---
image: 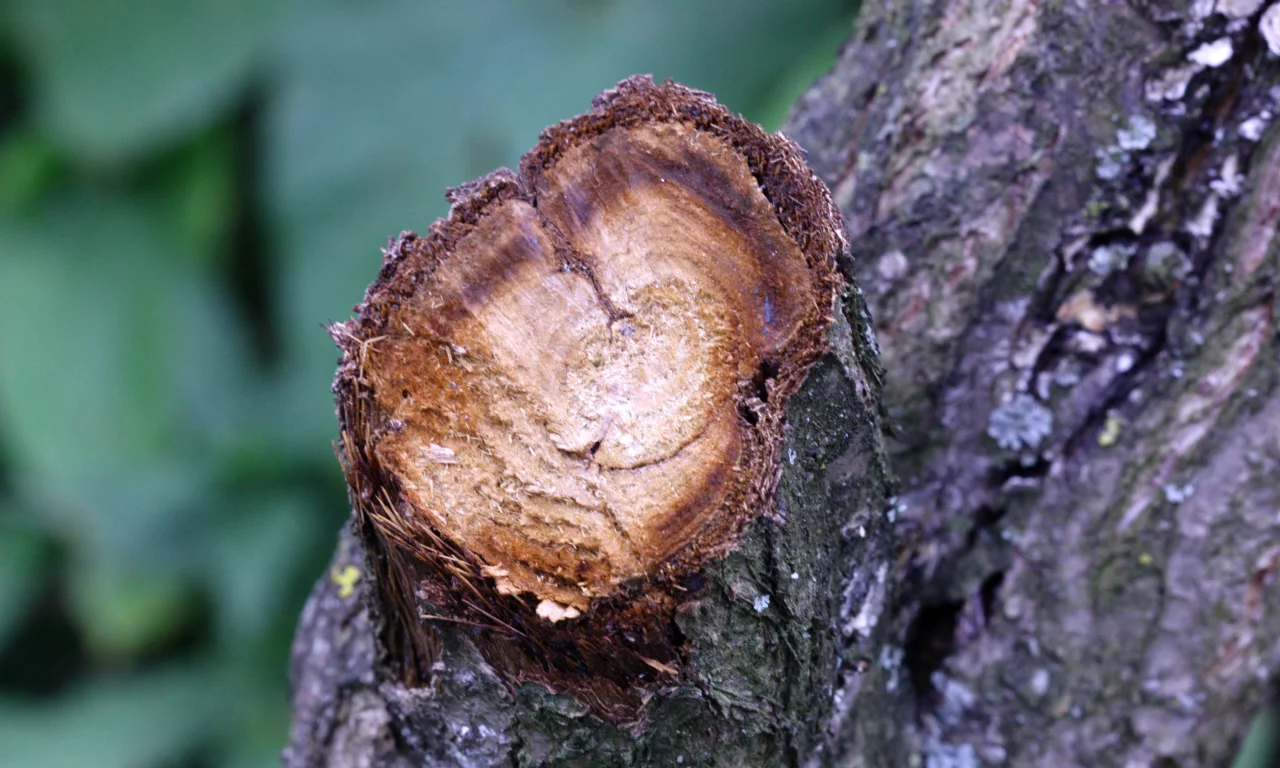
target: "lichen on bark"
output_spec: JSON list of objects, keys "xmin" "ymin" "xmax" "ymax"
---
[{"xmin": 788, "ymin": 0, "xmax": 1280, "ymax": 764}]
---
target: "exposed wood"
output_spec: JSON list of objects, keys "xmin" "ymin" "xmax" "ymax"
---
[{"xmin": 287, "ymin": 76, "xmax": 892, "ymax": 766}]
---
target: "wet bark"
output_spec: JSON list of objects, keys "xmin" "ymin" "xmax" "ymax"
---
[{"xmin": 286, "ymin": 1, "xmax": 1280, "ymax": 766}]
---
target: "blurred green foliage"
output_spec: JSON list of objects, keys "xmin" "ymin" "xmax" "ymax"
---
[{"xmin": 0, "ymin": 1, "xmax": 856, "ymax": 765}]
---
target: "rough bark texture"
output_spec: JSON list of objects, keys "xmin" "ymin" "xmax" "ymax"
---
[
  {"xmin": 787, "ymin": 0, "xmax": 1280, "ymax": 765},
  {"xmin": 287, "ymin": 1, "xmax": 1280, "ymax": 765}
]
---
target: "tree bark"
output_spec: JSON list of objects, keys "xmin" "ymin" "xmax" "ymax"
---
[
  {"xmin": 286, "ymin": 2, "xmax": 1280, "ymax": 766},
  {"xmin": 787, "ymin": 0, "xmax": 1280, "ymax": 765}
]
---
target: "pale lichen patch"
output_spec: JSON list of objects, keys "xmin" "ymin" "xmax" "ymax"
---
[
  {"xmin": 1088, "ymin": 243, "xmax": 1136, "ymax": 274},
  {"xmin": 1143, "ymin": 242, "xmax": 1192, "ymax": 284},
  {"xmin": 1208, "ymin": 154, "xmax": 1242, "ymax": 198},
  {"xmin": 1096, "ymin": 148, "xmax": 1125, "ymax": 181},
  {"xmin": 1146, "ymin": 65, "xmax": 1200, "ymax": 103},
  {"xmin": 1239, "ymin": 115, "xmax": 1269, "ymax": 141},
  {"xmin": 987, "ymin": 394, "xmax": 1053, "ymax": 451},
  {"xmin": 1117, "ymin": 115, "xmax": 1157, "ymax": 151},
  {"xmin": 1188, "ymin": 37, "xmax": 1234, "ymax": 68},
  {"xmin": 1097, "ymin": 116, "xmax": 1160, "ymax": 187},
  {"xmin": 1186, "ymin": 193, "xmax": 1222, "ymax": 238},
  {"xmin": 1162, "ymin": 483, "xmax": 1195, "ymax": 504},
  {"xmin": 842, "ymin": 562, "xmax": 889, "ymax": 638},
  {"xmin": 876, "ymin": 249, "xmax": 909, "ymax": 283},
  {"xmin": 1262, "ymin": 4, "xmax": 1280, "ymax": 57},
  {"xmin": 1219, "ymin": 0, "xmax": 1266, "ymax": 18}
]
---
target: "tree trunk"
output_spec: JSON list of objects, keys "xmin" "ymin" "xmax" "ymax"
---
[
  {"xmin": 285, "ymin": 2, "xmax": 1280, "ymax": 766},
  {"xmin": 787, "ymin": 0, "xmax": 1280, "ymax": 765}
]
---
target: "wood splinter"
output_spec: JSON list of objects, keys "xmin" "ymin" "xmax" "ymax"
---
[{"xmin": 331, "ymin": 75, "xmax": 847, "ymax": 722}]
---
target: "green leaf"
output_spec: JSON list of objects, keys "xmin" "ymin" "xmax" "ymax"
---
[
  {"xmin": 0, "ymin": 195, "xmax": 250, "ymax": 562},
  {"xmin": 213, "ymin": 645, "xmax": 296, "ymax": 765},
  {"xmin": 0, "ymin": 519, "xmax": 48, "ymax": 652},
  {"xmin": 1234, "ymin": 703, "xmax": 1280, "ymax": 768},
  {"xmin": 753, "ymin": 13, "xmax": 859, "ymax": 131},
  {"xmin": 146, "ymin": 128, "xmax": 240, "ymax": 263},
  {"xmin": 217, "ymin": 748, "xmax": 286, "ymax": 768},
  {"xmin": 266, "ymin": 0, "xmax": 855, "ymax": 457},
  {"xmin": 204, "ymin": 495, "xmax": 315, "ymax": 643},
  {"xmin": 0, "ymin": 198, "xmax": 175, "ymax": 491},
  {"xmin": 0, "ymin": 127, "xmax": 65, "ymax": 210},
  {"xmin": 0, "ymin": 665, "xmax": 225, "ymax": 768},
  {"xmin": 167, "ymin": 270, "xmax": 255, "ymax": 450},
  {"xmin": 65, "ymin": 557, "xmax": 196, "ymax": 661},
  {"xmin": 9, "ymin": 0, "xmax": 276, "ymax": 164}
]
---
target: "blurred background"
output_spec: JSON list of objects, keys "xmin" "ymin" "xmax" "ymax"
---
[{"xmin": 0, "ymin": 1, "xmax": 860, "ymax": 766}]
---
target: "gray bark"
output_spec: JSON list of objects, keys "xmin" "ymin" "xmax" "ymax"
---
[
  {"xmin": 788, "ymin": 0, "xmax": 1280, "ymax": 765},
  {"xmin": 285, "ymin": 1, "xmax": 1280, "ymax": 765}
]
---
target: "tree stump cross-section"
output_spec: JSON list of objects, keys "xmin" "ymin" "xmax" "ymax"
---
[{"xmin": 303, "ymin": 74, "xmax": 892, "ymax": 766}]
